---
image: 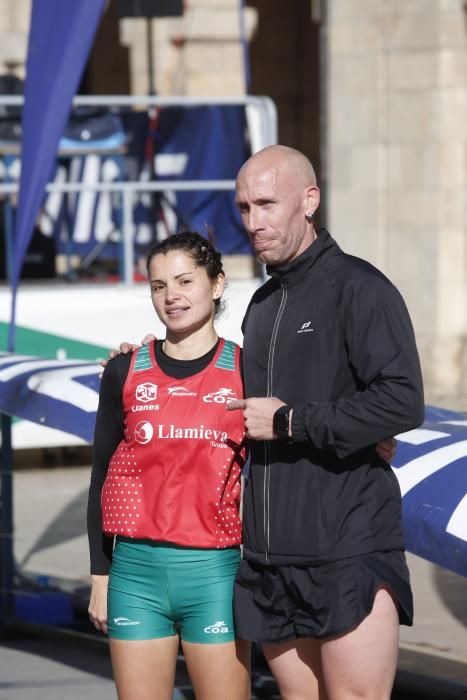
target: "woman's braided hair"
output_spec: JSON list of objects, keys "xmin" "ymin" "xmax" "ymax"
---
[{"xmin": 146, "ymin": 231, "xmax": 225, "ymax": 315}]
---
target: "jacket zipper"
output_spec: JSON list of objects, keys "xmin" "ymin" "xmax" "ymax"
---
[{"xmin": 264, "ymin": 280, "xmax": 287, "ymax": 562}]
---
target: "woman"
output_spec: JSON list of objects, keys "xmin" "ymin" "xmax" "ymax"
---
[{"xmin": 87, "ymin": 231, "xmax": 250, "ymax": 700}]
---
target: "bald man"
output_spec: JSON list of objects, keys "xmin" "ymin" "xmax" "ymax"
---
[{"xmin": 228, "ymin": 145, "xmax": 424, "ymax": 700}]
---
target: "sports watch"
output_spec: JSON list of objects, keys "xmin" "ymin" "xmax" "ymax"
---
[{"xmin": 273, "ymin": 405, "xmax": 292, "ymax": 439}]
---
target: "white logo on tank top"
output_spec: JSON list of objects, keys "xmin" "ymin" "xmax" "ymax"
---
[
  {"xmin": 134, "ymin": 421, "xmax": 154, "ymax": 444},
  {"xmin": 135, "ymin": 382, "xmax": 158, "ymax": 402},
  {"xmin": 167, "ymin": 386, "xmax": 198, "ymax": 397},
  {"xmin": 202, "ymin": 387, "xmax": 237, "ymax": 404}
]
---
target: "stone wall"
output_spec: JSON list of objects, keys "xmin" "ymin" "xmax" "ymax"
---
[
  {"xmin": 2, "ymin": 0, "xmax": 466, "ymax": 405},
  {"xmin": 119, "ymin": 0, "xmax": 257, "ymax": 96},
  {"xmin": 327, "ymin": 0, "xmax": 467, "ymax": 405},
  {"xmin": 0, "ymin": 0, "xmax": 30, "ymax": 77}
]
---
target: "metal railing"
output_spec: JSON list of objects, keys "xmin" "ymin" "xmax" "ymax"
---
[{"xmin": 0, "ymin": 95, "xmax": 278, "ymax": 284}]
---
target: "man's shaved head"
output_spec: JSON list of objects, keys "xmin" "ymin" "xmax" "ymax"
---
[
  {"xmin": 238, "ymin": 145, "xmax": 317, "ymax": 190},
  {"xmin": 235, "ymin": 145, "xmax": 320, "ymax": 266}
]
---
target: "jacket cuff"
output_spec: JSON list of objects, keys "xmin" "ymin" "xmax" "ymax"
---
[{"xmin": 291, "ymin": 404, "xmax": 309, "ymax": 442}]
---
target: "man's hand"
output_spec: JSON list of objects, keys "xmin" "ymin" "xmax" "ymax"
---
[
  {"xmin": 228, "ymin": 397, "xmax": 287, "ymax": 440},
  {"xmin": 100, "ymin": 334, "xmax": 157, "ymax": 368}
]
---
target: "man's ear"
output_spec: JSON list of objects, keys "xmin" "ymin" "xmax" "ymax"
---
[{"xmin": 304, "ymin": 184, "xmax": 320, "ymax": 216}]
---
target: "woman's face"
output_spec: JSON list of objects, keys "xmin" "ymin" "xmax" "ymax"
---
[{"xmin": 148, "ymin": 250, "xmax": 224, "ymax": 339}]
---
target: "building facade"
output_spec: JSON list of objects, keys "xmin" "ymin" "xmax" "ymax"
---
[{"xmin": 0, "ymin": 0, "xmax": 466, "ymax": 405}]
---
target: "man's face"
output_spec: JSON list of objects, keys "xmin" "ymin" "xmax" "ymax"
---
[{"xmin": 235, "ymin": 160, "xmax": 317, "ymax": 266}]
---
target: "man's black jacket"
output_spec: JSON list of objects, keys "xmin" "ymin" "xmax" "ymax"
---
[{"xmin": 241, "ymin": 229, "xmax": 424, "ymax": 566}]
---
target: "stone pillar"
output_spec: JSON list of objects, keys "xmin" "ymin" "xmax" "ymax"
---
[
  {"xmin": 327, "ymin": 0, "xmax": 467, "ymax": 405},
  {"xmin": 119, "ymin": 0, "xmax": 257, "ymax": 96},
  {"xmin": 0, "ymin": 0, "xmax": 30, "ymax": 77}
]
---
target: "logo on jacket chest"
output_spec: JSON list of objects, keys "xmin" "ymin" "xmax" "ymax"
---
[{"xmin": 297, "ymin": 320, "xmax": 314, "ymax": 334}]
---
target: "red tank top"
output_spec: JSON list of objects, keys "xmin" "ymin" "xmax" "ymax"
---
[{"xmin": 101, "ymin": 339, "xmax": 245, "ymax": 548}]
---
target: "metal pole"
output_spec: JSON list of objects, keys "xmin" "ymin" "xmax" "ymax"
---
[
  {"xmin": 0, "ymin": 413, "xmax": 14, "ymax": 625},
  {"xmin": 122, "ymin": 188, "xmax": 134, "ymax": 286},
  {"xmin": 146, "ymin": 17, "xmax": 155, "ymax": 95},
  {"xmin": 1, "ymin": 179, "xmax": 15, "ymax": 625}
]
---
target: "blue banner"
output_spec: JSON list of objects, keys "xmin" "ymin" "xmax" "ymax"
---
[
  {"xmin": 1, "ymin": 355, "xmax": 466, "ymax": 578},
  {"xmin": 393, "ymin": 406, "xmax": 467, "ymax": 578},
  {"xmin": 9, "ymin": 0, "xmax": 106, "ymax": 348},
  {"xmin": 0, "ymin": 353, "xmax": 100, "ymax": 442}
]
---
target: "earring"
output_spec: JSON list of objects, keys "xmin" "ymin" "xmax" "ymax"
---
[{"xmin": 305, "ymin": 211, "xmax": 314, "ymax": 222}]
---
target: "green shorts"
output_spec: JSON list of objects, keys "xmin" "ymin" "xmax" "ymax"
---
[{"xmin": 107, "ymin": 538, "xmax": 240, "ymax": 643}]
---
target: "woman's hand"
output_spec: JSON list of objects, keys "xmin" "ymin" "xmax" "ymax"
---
[
  {"xmin": 88, "ymin": 574, "xmax": 109, "ymax": 634},
  {"xmin": 376, "ymin": 437, "xmax": 397, "ymax": 463}
]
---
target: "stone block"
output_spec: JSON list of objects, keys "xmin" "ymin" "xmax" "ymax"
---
[
  {"xmin": 331, "ymin": 54, "xmax": 384, "ymax": 94},
  {"xmin": 330, "ymin": 0, "xmax": 386, "ymax": 21},
  {"xmin": 440, "ymin": 0, "xmax": 466, "ymax": 9},
  {"xmin": 175, "ymin": 7, "xmax": 256, "ymax": 41},
  {"xmin": 12, "ymin": 0, "xmax": 31, "ymax": 32},
  {"xmin": 438, "ymin": 9, "xmax": 467, "ymax": 49},
  {"xmin": 385, "ymin": 189, "xmax": 436, "ymax": 229},
  {"xmin": 386, "ymin": 144, "xmax": 438, "ymax": 189},
  {"xmin": 385, "ymin": 227, "xmax": 437, "ymax": 282},
  {"xmin": 438, "ymin": 189, "xmax": 466, "ymax": 230},
  {"xmin": 383, "ymin": 11, "xmax": 438, "ymax": 51},
  {"xmin": 439, "ymin": 49, "xmax": 467, "ymax": 88},
  {"xmin": 384, "ymin": 0, "xmax": 442, "ymax": 15},
  {"xmin": 387, "ymin": 92, "xmax": 439, "ymax": 141},
  {"xmin": 331, "ymin": 94, "xmax": 381, "ymax": 145},
  {"xmin": 388, "ymin": 51, "xmax": 438, "ymax": 91},
  {"xmin": 0, "ymin": 33, "xmax": 28, "ymax": 65},
  {"xmin": 182, "ymin": 43, "xmax": 243, "ymax": 74},
  {"xmin": 439, "ymin": 88, "xmax": 467, "ymax": 136},
  {"xmin": 348, "ymin": 144, "xmax": 386, "ymax": 190},
  {"xmin": 438, "ymin": 141, "xmax": 467, "ymax": 187},
  {"xmin": 185, "ymin": 71, "xmax": 245, "ymax": 96},
  {"xmin": 430, "ymin": 335, "xmax": 465, "ymax": 393},
  {"xmin": 329, "ymin": 145, "xmax": 351, "ymax": 189},
  {"xmin": 330, "ymin": 17, "xmax": 384, "ymax": 55},
  {"xmin": 438, "ymin": 228, "xmax": 466, "ymax": 284},
  {"xmin": 119, "ymin": 17, "xmax": 146, "ymax": 45},
  {"xmin": 332, "ymin": 0, "xmax": 443, "ymax": 21},
  {"xmin": 328, "ymin": 190, "xmax": 383, "ymax": 262},
  {"xmin": 0, "ymin": 5, "xmax": 11, "ymax": 32}
]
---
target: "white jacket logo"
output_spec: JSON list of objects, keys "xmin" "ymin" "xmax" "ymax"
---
[
  {"xmin": 136, "ymin": 382, "xmax": 158, "ymax": 402},
  {"xmin": 297, "ymin": 321, "xmax": 314, "ymax": 334},
  {"xmin": 204, "ymin": 620, "xmax": 229, "ymax": 634},
  {"xmin": 203, "ymin": 388, "xmax": 236, "ymax": 404}
]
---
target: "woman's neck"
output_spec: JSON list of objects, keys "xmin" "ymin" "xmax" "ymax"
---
[{"xmin": 163, "ymin": 326, "xmax": 219, "ymax": 360}]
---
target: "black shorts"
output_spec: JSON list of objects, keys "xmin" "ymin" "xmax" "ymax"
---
[{"xmin": 233, "ymin": 550, "xmax": 413, "ymax": 643}]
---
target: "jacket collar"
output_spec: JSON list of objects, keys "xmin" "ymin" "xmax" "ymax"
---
[{"xmin": 266, "ymin": 228, "xmax": 337, "ymax": 285}]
